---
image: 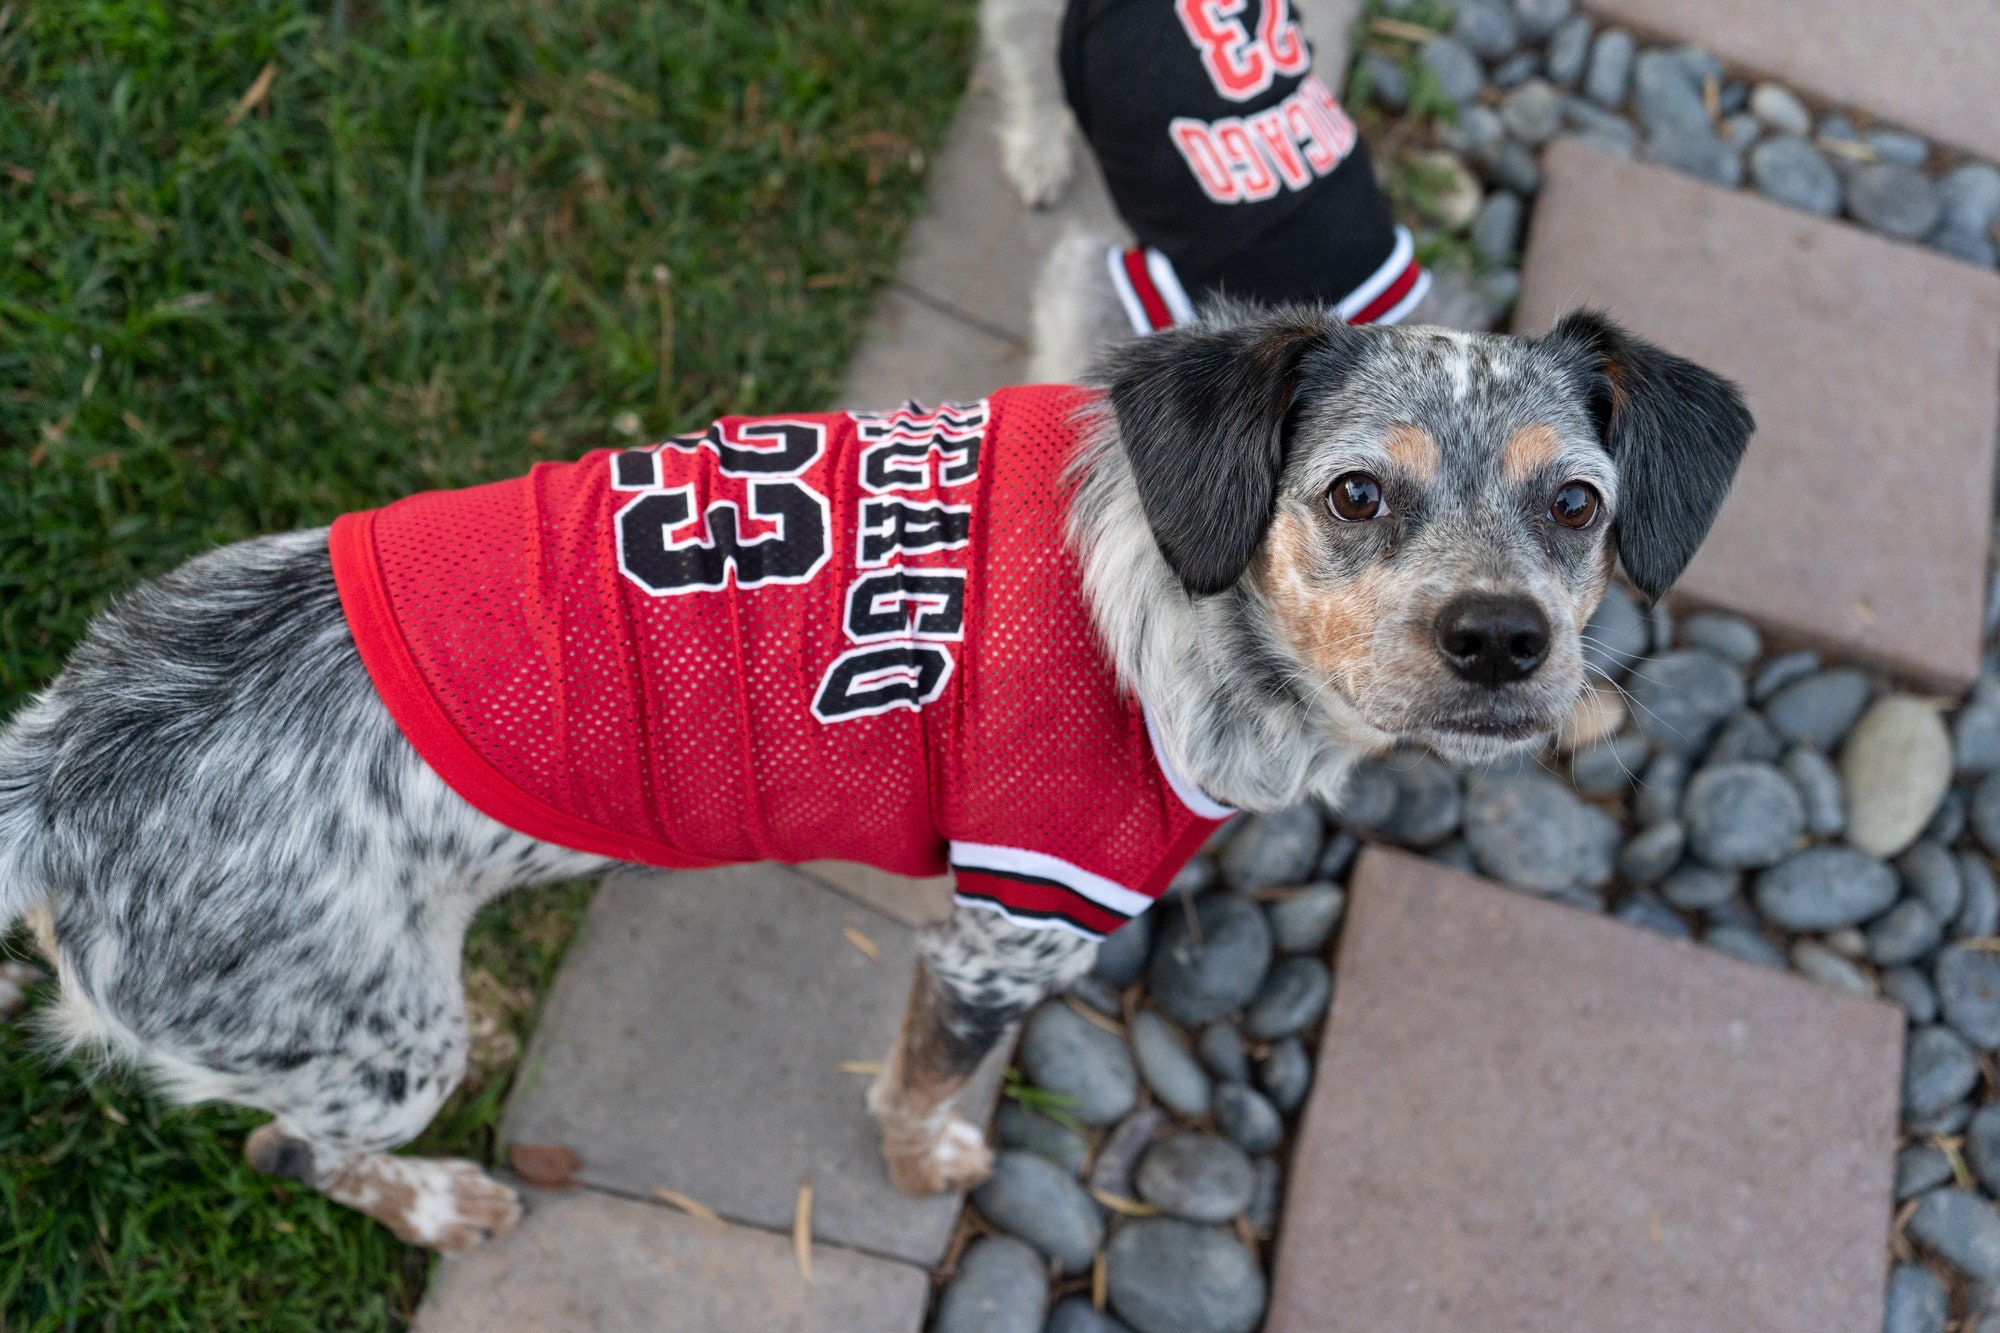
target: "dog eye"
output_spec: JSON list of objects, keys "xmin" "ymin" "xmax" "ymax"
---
[
  {"xmin": 1550, "ymin": 482, "xmax": 1601, "ymax": 528},
  {"xmin": 1328, "ymin": 472, "xmax": 1387, "ymax": 521}
]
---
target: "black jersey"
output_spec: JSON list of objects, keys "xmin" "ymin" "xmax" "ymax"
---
[{"xmin": 1061, "ymin": 0, "xmax": 1412, "ymax": 313}]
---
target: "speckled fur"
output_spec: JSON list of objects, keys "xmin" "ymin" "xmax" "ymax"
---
[{"xmin": 0, "ymin": 305, "xmax": 1746, "ymax": 1243}]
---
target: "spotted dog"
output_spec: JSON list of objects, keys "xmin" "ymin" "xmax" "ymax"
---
[{"xmin": 0, "ymin": 306, "xmax": 1750, "ymax": 1247}]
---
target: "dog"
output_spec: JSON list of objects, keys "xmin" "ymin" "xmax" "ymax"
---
[
  {"xmin": 985, "ymin": 0, "xmax": 1511, "ymax": 382},
  {"xmin": 0, "ymin": 305, "xmax": 1751, "ymax": 1250}
]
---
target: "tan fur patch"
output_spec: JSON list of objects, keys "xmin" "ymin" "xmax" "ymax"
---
[
  {"xmin": 1501, "ymin": 423, "xmax": 1562, "ymax": 487},
  {"xmin": 867, "ymin": 970, "xmax": 994, "ymax": 1196},
  {"xmin": 1383, "ymin": 423, "xmax": 1439, "ymax": 482},
  {"xmin": 1259, "ymin": 509, "xmax": 1384, "ymax": 689},
  {"xmin": 320, "ymin": 1153, "xmax": 521, "ymax": 1251}
]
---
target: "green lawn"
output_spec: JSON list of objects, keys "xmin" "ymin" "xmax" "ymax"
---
[{"xmin": 0, "ymin": 0, "xmax": 973, "ymax": 1326}]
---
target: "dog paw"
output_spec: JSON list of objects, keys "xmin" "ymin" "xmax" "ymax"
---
[
  {"xmin": 1001, "ymin": 118, "xmax": 1076, "ymax": 208},
  {"xmin": 323, "ymin": 1153, "xmax": 524, "ymax": 1252},
  {"xmin": 883, "ymin": 1113, "xmax": 993, "ymax": 1196}
]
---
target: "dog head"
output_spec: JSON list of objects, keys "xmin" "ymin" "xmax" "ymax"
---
[{"xmin": 1099, "ymin": 303, "xmax": 1753, "ymax": 764}]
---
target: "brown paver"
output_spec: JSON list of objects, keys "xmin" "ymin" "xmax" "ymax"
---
[
  {"xmin": 1267, "ymin": 846, "xmax": 1903, "ymax": 1333},
  {"xmin": 1583, "ymin": 0, "xmax": 2000, "ymax": 163},
  {"xmin": 502, "ymin": 863, "xmax": 1007, "ymax": 1269},
  {"xmin": 1515, "ymin": 140, "xmax": 2000, "ymax": 689},
  {"xmin": 415, "ymin": 1187, "xmax": 930, "ymax": 1333}
]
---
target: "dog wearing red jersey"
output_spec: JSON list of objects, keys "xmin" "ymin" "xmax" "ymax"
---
[{"xmin": 0, "ymin": 304, "xmax": 1748, "ymax": 1245}]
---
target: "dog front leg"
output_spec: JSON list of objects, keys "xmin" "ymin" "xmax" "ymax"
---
[{"xmin": 869, "ymin": 905, "xmax": 1096, "ymax": 1195}]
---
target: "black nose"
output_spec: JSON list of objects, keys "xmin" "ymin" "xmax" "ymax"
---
[{"xmin": 1435, "ymin": 593, "xmax": 1551, "ymax": 685}]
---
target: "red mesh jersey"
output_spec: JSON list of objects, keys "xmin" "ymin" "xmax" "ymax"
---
[{"xmin": 329, "ymin": 384, "xmax": 1228, "ymax": 937}]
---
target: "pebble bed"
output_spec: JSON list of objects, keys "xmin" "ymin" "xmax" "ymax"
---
[
  {"xmin": 930, "ymin": 577, "xmax": 2000, "ymax": 1333},
  {"xmin": 1353, "ymin": 0, "xmax": 2000, "ymax": 332},
  {"xmin": 926, "ymin": 6, "xmax": 2000, "ymax": 1330}
]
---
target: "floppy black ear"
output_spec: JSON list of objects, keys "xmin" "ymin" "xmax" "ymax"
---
[
  {"xmin": 1100, "ymin": 306, "xmax": 1360, "ymax": 595},
  {"xmin": 1544, "ymin": 311, "xmax": 1754, "ymax": 601}
]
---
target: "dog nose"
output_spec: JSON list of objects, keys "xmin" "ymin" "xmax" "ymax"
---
[{"xmin": 1435, "ymin": 593, "xmax": 1551, "ymax": 685}]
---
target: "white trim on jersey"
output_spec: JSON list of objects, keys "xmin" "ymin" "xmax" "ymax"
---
[
  {"xmin": 949, "ymin": 893, "xmax": 1106, "ymax": 939},
  {"xmin": 1108, "ymin": 245, "xmax": 1154, "ymax": 337},
  {"xmin": 1145, "ymin": 248, "xmax": 1198, "ymax": 325},
  {"xmin": 947, "ymin": 841, "xmax": 1157, "ymax": 919},
  {"xmin": 1372, "ymin": 262, "xmax": 1430, "ymax": 327},
  {"xmin": 1331, "ymin": 224, "xmax": 1414, "ymax": 322},
  {"xmin": 1143, "ymin": 703, "xmax": 1237, "ymax": 820}
]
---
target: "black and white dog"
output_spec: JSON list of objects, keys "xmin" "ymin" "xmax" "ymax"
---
[{"xmin": 0, "ymin": 306, "xmax": 1750, "ymax": 1249}]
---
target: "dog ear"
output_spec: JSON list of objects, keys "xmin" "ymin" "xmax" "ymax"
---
[
  {"xmin": 1100, "ymin": 306, "xmax": 1359, "ymax": 595},
  {"xmin": 1544, "ymin": 310, "xmax": 1754, "ymax": 601}
]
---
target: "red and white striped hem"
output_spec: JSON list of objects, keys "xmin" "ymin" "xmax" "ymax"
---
[{"xmin": 1107, "ymin": 224, "xmax": 1428, "ymax": 335}]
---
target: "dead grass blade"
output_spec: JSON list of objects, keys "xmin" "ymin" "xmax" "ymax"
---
[
  {"xmin": 225, "ymin": 63, "xmax": 277, "ymax": 127},
  {"xmin": 843, "ymin": 926, "xmax": 881, "ymax": 961},
  {"xmin": 794, "ymin": 1175, "xmax": 814, "ymax": 1282},
  {"xmin": 838, "ymin": 1060, "xmax": 884, "ymax": 1075},
  {"xmin": 1088, "ymin": 1188, "xmax": 1158, "ymax": 1217},
  {"xmin": 651, "ymin": 1186, "xmax": 725, "ymax": 1227},
  {"xmin": 1064, "ymin": 997, "xmax": 1124, "ymax": 1035}
]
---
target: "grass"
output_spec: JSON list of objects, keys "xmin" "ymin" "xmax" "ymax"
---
[{"xmin": 0, "ymin": 0, "xmax": 974, "ymax": 1326}]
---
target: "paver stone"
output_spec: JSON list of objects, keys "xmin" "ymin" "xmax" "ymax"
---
[
  {"xmin": 1515, "ymin": 140, "xmax": 2000, "ymax": 689},
  {"xmin": 1267, "ymin": 845, "xmax": 1903, "ymax": 1333},
  {"xmin": 1582, "ymin": 0, "xmax": 2000, "ymax": 162},
  {"xmin": 415, "ymin": 1186, "xmax": 930, "ymax": 1333},
  {"xmin": 503, "ymin": 863, "xmax": 1006, "ymax": 1268}
]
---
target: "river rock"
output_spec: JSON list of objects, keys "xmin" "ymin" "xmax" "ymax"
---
[
  {"xmin": 996, "ymin": 1102, "xmax": 1090, "ymax": 1175},
  {"xmin": 972, "ymin": 1151, "xmax": 1104, "ymax": 1274},
  {"xmin": 1094, "ymin": 911, "xmax": 1154, "ymax": 987},
  {"xmin": 1131, "ymin": 1010, "xmax": 1213, "ymax": 1118},
  {"xmin": 1707, "ymin": 923, "xmax": 1783, "ymax": 968},
  {"xmin": 1618, "ymin": 819, "xmax": 1686, "ymax": 884},
  {"xmin": 1105, "ymin": 1219, "xmax": 1267, "ymax": 1333},
  {"xmin": 1545, "ymin": 14, "xmax": 1592, "ymax": 88},
  {"xmin": 1749, "ymin": 82, "xmax": 1810, "ymax": 135},
  {"xmin": 1682, "ymin": 761, "xmax": 1804, "ymax": 868},
  {"xmin": 1091, "ymin": 1106, "xmax": 1169, "ymax": 1202},
  {"xmin": 1375, "ymin": 753, "xmax": 1463, "ymax": 847},
  {"xmin": 1752, "ymin": 847, "xmax": 1898, "ymax": 930},
  {"xmin": 1764, "ymin": 669, "xmax": 1869, "ymax": 748},
  {"xmin": 1660, "ymin": 863, "xmax": 1737, "ymax": 910},
  {"xmin": 1906, "ymin": 1025, "xmax": 1980, "ymax": 1118},
  {"xmin": 1021, "ymin": 1001, "xmax": 1140, "ymax": 1125},
  {"xmin": 1956, "ymin": 701, "xmax": 2000, "ymax": 775},
  {"xmin": 1197, "ymin": 1023, "xmax": 1250, "ymax": 1084},
  {"xmin": 1901, "ymin": 842, "xmax": 1966, "ymax": 922},
  {"xmin": 1629, "ymin": 651, "xmax": 1744, "ymax": 755},
  {"xmin": 1635, "ymin": 752, "xmax": 1690, "ymax": 825},
  {"xmin": 1958, "ymin": 852, "xmax": 2000, "ymax": 939},
  {"xmin": 1571, "ymin": 732, "xmax": 1650, "ymax": 796},
  {"xmin": 1500, "ymin": 79, "xmax": 1561, "ymax": 146},
  {"xmin": 934, "ymin": 1237, "xmax": 1047, "ymax": 1333},
  {"xmin": 1884, "ymin": 1264, "xmax": 1949, "ymax": 1333},
  {"xmin": 1213, "ymin": 1083, "xmax": 1284, "ymax": 1154},
  {"xmin": 1970, "ymin": 1104, "xmax": 2000, "ymax": 1196},
  {"xmin": 1135, "ymin": 1133, "xmax": 1256, "ymax": 1224},
  {"xmin": 1679, "ymin": 611, "xmax": 1760, "ymax": 665},
  {"xmin": 1259, "ymin": 1037, "xmax": 1312, "ymax": 1113},
  {"xmin": 1748, "ymin": 653, "xmax": 1815, "ymax": 704},
  {"xmin": 1047, "ymin": 1298, "xmax": 1135, "ymax": 1333},
  {"xmin": 1219, "ymin": 806, "xmax": 1323, "ymax": 891},
  {"xmin": 1422, "ymin": 36, "xmax": 1486, "ymax": 104},
  {"xmin": 1464, "ymin": 770, "xmax": 1597, "ymax": 892},
  {"xmin": 1848, "ymin": 163, "xmax": 1942, "ymax": 239},
  {"xmin": 1266, "ymin": 885, "xmax": 1344, "ymax": 954},
  {"xmin": 1749, "ymin": 136, "xmax": 1840, "ymax": 215},
  {"xmin": 1884, "ymin": 965, "xmax": 1940, "ymax": 1025},
  {"xmin": 1584, "ymin": 27, "xmax": 1633, "ymax": 108},
  {"xmin": 1704, "ymin": 710, "xmax": 1782, "ymax": 764},
  {"xmin": 1844, "ymin": 695, "xmax": 1952, "ymax": 858},
  {"xmin": 1782, "ymin": 744, "xmax": 1845, "ymax": 837},
  {"xmin": 1336, "ymin": 760, "xmax": 1397, "ymax": 832},
  {"xmin": 1150, "ymin": 894, "xmax": 1274, "ymax": 1026},
  {"xmin": 1938, "ymin": 944, "xmax": 2000, "ymax": 1048},
  {"xmin": 1867, "ymin": 900, "xmax": 1943, "ymax": 968},
  {"xmin": 1244, "ymin": 956, "xmax": 1331, "ymax": 1039},
  {"xmin": 1908, "ymin": 1189, "xmax": 2000, "ymax": 1279},
  {"xmin": 1788, "ymin": 940, "xmax": 1874, "ymax": 996},
  {"xmin": 1973, "ymin": 775, "xmax": 2000, "ymax": 858}
]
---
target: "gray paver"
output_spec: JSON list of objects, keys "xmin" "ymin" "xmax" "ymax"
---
[
  {"xmin": 796, "ymin": 860, "xmax": 954, "ymax": 929},
  {"xmin": 415, "ymin": 1186, "xmax": 930, "ymax": 1333},
  {"xmin": 1267, "ymin": 846, "xmax": 1903, "ymax": 1333},
  {"xmin": 1515, "ymin": 140, "xmax": 2000, "ymax": 689},
  {"xmin": 503, "ymin": 863, "xmax": 1006, "ymax": 1268},
  {"xmin": 1583, "ymin": 0, "xmax": 2000, "ymax": 163}
]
